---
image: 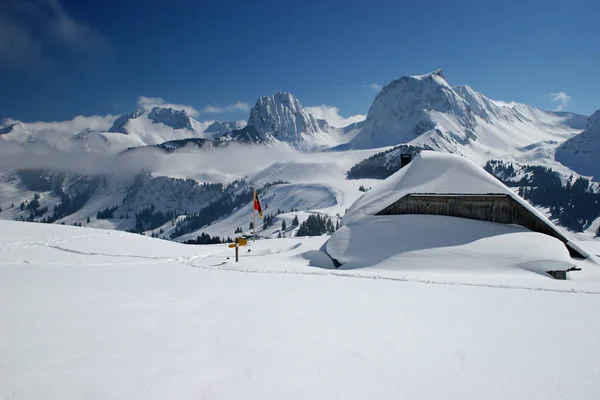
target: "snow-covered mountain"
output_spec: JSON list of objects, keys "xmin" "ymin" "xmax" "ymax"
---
[
  {"xmin": 157, "ymin": 92, "xmax": 347, "ymax": 150},
  {"xmin": 108, "ymin": 108, "xmax": 146, "ymax": 133},
  {"xmin": 109, "ymin": 107, "xmax": 196, "ymax": 133},
  {"xmin": 230, "ymin": 92, "xmax": 344, "ymax": 149},
  {"xmin": 248, "ymin": 92, "xmax": 324, "ymax": 141},
  {"xmin": 555, "ymin": 110, "xmax": 600, "ymax": 179},
  {"xmin": 347, "ymin": 69, "xmax": 585, "ymax": 165},
  {"xmin": 0, "ymin": 108, "xmax": 251, "ymax": 154},
  {"xmin": 203, "ymin": 120, "xmax": 247, "ymax": 138}
]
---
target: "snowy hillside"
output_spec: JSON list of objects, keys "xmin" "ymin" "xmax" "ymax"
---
[
  {"xmin": 2, "ymin": 220, "xmax": 600, "ymax": 399},
  {"xmin": 556, "ymin": 110, "xmax": 600, "ymax": 179}
]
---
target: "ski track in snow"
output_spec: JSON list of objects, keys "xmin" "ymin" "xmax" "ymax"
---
[
  {"xmin": 173, "ymin": 252, "xmax": 600, "ymax": 296},
  {"xmin": 45, "ymin": 245, "xmax": 168, "ymax": 259}
]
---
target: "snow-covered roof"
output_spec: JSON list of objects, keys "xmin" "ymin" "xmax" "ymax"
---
[{"xmin": 340, "ymin": 151, "xmax": 587, "ymax": 256}]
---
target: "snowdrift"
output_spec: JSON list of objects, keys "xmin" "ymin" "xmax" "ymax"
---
[{"xmin": 326, "ymin": 215, "xmax": 576, "ymax": 276}]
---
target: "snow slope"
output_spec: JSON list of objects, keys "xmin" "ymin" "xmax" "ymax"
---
[
  {"xmin": 2, "ymin": 221, "xmax": 600, "ymax": 399},
  {"xmin": 555, "ymin": 109, "xmax": 600, "ymax": 179},
  {"xmin": 177, "ymin": 148, "xmax": 383, "ymax": 240},
  {"xmin": 179, "ymin": 182, "xmax": 340, "ymax": 241}
]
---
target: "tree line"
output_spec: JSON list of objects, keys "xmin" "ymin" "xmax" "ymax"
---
[
  {"xmin": 295, "ymin": 214, "xmax": 339, "ymax": 236},
  {"xmin": 485, "ymin": 160, "xmax": 600, "ymax": 232},
  {"xmin": 347, "ymin": 145, "xmax": 428, "ymax": 179},
  {"xmin": 183, "ymin": 232, "xmax": 234, "ymax": 245}
]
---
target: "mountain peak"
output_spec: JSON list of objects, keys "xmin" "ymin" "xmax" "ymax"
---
[
  {"xmin": 108, "ymin": 108, "xmax": 146, "ymax": 133},
  {"xmin": 247, "ymin": 92, "xmax": 322, "ymax": 144},
  {"xmin": 350, "ymin": 70, "xmax": 470, "ymax": 148},
  {"xmin": 108, "ymin": 106, "xmax": 195, "ymax": 133},
  {"xmin": 147, "ymin": 107, "xmax": 193, "ymax": 130},
  {"xmin": 413, "ymin": 69, "xmax": 445, "ymax": 80},
  {"xmin": 587, "ymin": 109, "xmax": 600, "ymax": 131}
]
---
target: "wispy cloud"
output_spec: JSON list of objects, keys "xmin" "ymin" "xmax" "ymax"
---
[
  {"xmin": 203, "ymin": 101, "xmax": 250, "ymax": 114},
  {"xmin": 0, "ymin": 0, "xmax": 108, "ymax": 69},
  {"xmin": 547, "ymin": 92, "xmax": 572, "ymax": 112},
  {"xmin": 0, "ymin": 16, "xmax": 50, "ymax": 68},
  {"xmin": 3, "ymin": 114, "xmax": 117, "ymax": 133},
  {"xmin": 367, "ymin": 82, "xmax": 383, "ymax": 91},
  {"xmin": 137, "ymin": 96, "xmax": 200, "ymax": 117},
  {"xmin": 305, "ymin": 104, "xmax": 366, "ymax": 128},
  {"xmin": 45, "ymin": 0, "xmax": 108, "ymax": 51}
]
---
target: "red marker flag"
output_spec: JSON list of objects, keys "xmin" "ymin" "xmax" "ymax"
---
[{"xmin": 253, "ymin": 190, "xmax": 263, "ymax": 218}]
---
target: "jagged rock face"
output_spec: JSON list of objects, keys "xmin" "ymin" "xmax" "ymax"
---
[
  {"xmin": 247, "ymin": 92, "xmax": 322, "ymax": 143},
  {"xmin": 556, "ymin": 110, "xmax": 600, "ymax": 178},
  {"xmin": 108, "ymin": 107, "xmax": 193, "ymax": 134},
  {"xmin": 316, "ymin": 119, "xmax": 330, "ymax": 132},
  {"xmin": 147, "ymin": 107, "xmax": 193, "ymax": 130},
  {"xmin": 108, "ymin": 109, "xmax": 145, "ymax": 133},
  {"xmin": 204, "ymin": 120, "xmax": 247, "ymax": 137}
]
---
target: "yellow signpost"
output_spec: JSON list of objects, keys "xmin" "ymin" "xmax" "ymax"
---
[{"xmin": 229, "ymin": 238, "xmax": 248, "ymax": 261}]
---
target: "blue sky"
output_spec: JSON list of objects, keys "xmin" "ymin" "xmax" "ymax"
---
[{"xmin": 1, "ymin": 0, "xmax": 598, "ymax": 124}]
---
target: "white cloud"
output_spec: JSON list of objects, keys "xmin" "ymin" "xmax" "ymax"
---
[
  {"xmin": 305, "ymin": 104, "xmax": 366, "ymax": 128},
  {"xmin": 368, "ymin": 83, "xmax": 383, "ymax": 91},
  {"xmin": 137, "ymin": 96, "xmax": 200, "ymax": 117},
  {"xmin": 203, "ymin": 101, "xmax": 250, "ymax": 114},
  {"xmin": 3, "ymin": 114, "xmax": 117, "ymax": 133},
  {"xmin": 547, "ymin": 92, "xmax": 572, "ymax": 112}
]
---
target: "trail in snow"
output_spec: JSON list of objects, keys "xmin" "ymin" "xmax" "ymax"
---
[
  {"xmin": 46, "ymin": 245, "xmax": 168, "ymax": 259},
  {"xmin": 174, "ymin": 252, "xmax": 600, "ymax": 295}
]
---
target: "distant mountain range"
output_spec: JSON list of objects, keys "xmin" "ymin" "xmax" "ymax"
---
[
  {"xmin": 1, "ymin": 69, "xmax": 595, "ymax": 164},
  {"xmin": 1, "ymin": 69, "xmax": 598, "ymax": 241}
]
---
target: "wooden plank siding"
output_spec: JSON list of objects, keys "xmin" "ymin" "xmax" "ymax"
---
[{"xmin": 376, "ymin": 193, "xmax": 585, "ymax": 259}]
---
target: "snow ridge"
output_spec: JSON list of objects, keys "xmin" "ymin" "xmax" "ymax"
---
[{"xmin": 556, "ymin": 109, "xmax": 600, "ymax": 179}]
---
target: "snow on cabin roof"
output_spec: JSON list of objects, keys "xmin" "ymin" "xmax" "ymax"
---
[
  {"xmin": 343, "ymin": 152, "xmax": 514, "ymax": 224},
  {"xmin": 341, "ymin": 151, "xmax": 585, "ymax": 255}
]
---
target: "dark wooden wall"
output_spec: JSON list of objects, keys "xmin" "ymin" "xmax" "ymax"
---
[{"xmin": 376, "ymin": 194, "xmax": 584, "ymax": 258}]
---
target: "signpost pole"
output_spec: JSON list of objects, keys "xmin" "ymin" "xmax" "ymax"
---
[
  {"xmin": 229, "ymin": 238, "xmax": 246, "ymax": 262},
  {"xmin": 252, "ymin": 188, "xmax": 256, "ymax": 242}
]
